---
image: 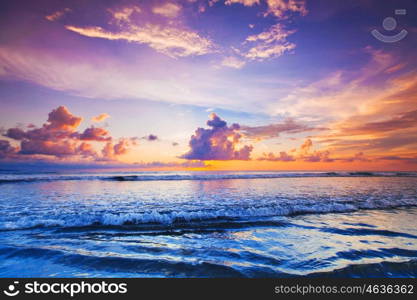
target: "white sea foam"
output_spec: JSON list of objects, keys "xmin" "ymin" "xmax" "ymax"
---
[{"xmin": 2, "ymin": 198, "xmax": 416, "ymax": 230}]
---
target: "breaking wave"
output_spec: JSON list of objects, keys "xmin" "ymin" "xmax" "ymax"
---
[{"xmin": 2, "ymin": 197, "xmax": 417, "ymax": 231}]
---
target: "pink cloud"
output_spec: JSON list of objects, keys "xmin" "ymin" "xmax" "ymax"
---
[
  {"xmin": 20, "ymin": 139, "xmax": 78, "ymax": 157},
  {"xmin": 2, "ymin": 106, "xmax": 136, "ymax": 162},
  {"xmin": 102, "ymin": 138, "xmax": 139, "ymax": 159},
  {"xmin": 78, "ymin": 126, "xmax": 112, "ymax": 142},
  {"xmin": 78, "ymin": 142, "xmax": 98, "ymax": 158}
]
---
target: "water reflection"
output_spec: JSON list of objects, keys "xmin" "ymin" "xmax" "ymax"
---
[{"xmin": 0, "ymin": 175, "xmax": 416, "ymax": 277}]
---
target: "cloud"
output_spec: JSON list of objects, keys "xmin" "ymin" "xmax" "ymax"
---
[
  {"xmin": 377, "ymin": 155, "xmax": 417, "ymax": 164},
  {"xmin": 260, "ymin": 47, "xmax": 417, "ymax": 162},
  {"xmin": 109, "ymin": 6, "xmax": 142, "ymax": 22},
  {"xmin": 220, "ymin": 56, "xmax": 246, "ymax": 69},
  {"xmin": 182, "ymin": 113, "xmax": 253, "ymax": 160},
  {"xmin": 300, "ymin": 138, "xmax": 312, "ymax": 152},
  {"xmin": 324, "ymin": 131, "xmax": 417, "ymax": 154},
  {"xmin": 225, "ymin": 0, "xmax": 261, "ymax": 6},
  {"xmin": 4, "ymin": 106, "xmax": 82, "ymax": 142},
  {"xmin": 340, "ymin": 152, "xmax": 370, "ymax": 163},
  {"xmin": 78, "ymin": 142, "xmax": 98, "ymax": 158},
  {"xmin": 224, "ymin": 0, "xmax": 307, "ymax": 19},
  {"xmin": 101, "ymin": 142, "xmax": 115, "ymax": 159},
  {"xmin": 45, "ymin": 106, "xmax": 82, "ymax": 131},
  {"xmin": 143, "ymin": 134, "xmax": 158, "ymax": 141},
  {"xmin": 312, "ymin": 72, "xmax": 417, "ymax": 156},
  {"xmin": 241, "ymin": 118, "xmax": 327, "ymax": 139},
  {"xmin": 0, "ymin": 140, "xmax": 18, "ymax": 158},
  {"xmin": 45, "ymin": 8, "xmax": 71, "ymax": 21},
  {"xmin": 270, "ymin": 47, "xmax": 408, "ymax": 119},
  {"xmin": 256, "ymin": 141, "xmax": 374, "ymax": 164},
  {"xmin": 4, "ymin": 128, "xmax": 26, "ymax": 140},
  {"xmin": 132, "ymin": 160, "xmax": 206, "ymax": 168},
  {"xmin": 101, "ymin": 137, "xmax": 138, "ymax": 159},
  {"xmin": 338, "ymin": 109, "xmax": 417, "ymax": 136},
  {"xmin": 258, "ymin": 151, "xmax": 295, "ymax": 161},
  {"xmin": 0, "ymin": 46, "xmax": 235, "ymax": 110},
  {"xmin": 243, "ymin": 24, "xmax": 296, "ymax": 60},
  {"xmin": 2, "ymin": 106, "xmax": 136, "ymax": 161},
  {"xmin": 297, "ymin": 138, "xmax": 333, "ymax": 162},
  {"xmin": 91, "ymin": 113, "xmax": 110, "ymax": 123},
  {"xmin": 301, "ymin": 150, "xmax": 333, "ymax": 162},
  {"xmin": 264, "ymin": 0, "xmax": 308, "ymax": 18},
  {"xmin": 19, "ymin": 139, "xmax": 79, "ymax": 157},
  {"xmin": 152, "ymin": 3, "xmax": 182, "ymax": 18},
  {"xmin": 78, "ymin": 126, "xmax": 112, "ymax": 142},
  {"xmin": 114, "ymin": 139, "xmax": 131, "ymax": 155},
  {"xmin": 65, "ymin": 16, "xmax": 215, "ymax": 58}
]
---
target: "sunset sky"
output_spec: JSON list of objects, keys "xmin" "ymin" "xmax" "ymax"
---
[{"xmin": 1, "ymin": 0, "xmax": 417, "ymax": 171}]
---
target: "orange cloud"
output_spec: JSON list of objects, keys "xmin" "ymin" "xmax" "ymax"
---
[
  {"xmin": 91, "ymin": 113, "xmax": 110, "ymax": 123},
  {"xmin": 45, "ymin": 106, "xmax": 82, "ymax": 131},
  {"xmin": 300, "ymin": 138, "xmax": 312, "ymax": 152},
  {"xmin": 102, "ymin": 138, "xmax": 138, "ymax": 159}
]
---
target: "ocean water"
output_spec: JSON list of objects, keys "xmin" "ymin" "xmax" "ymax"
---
[{"xmin": 0, "ymin": 170, "xmax": 417, "ymax": 278}]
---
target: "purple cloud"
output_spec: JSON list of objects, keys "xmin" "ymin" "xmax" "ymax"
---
[
  {"xmin": 143, "ymin": 134, "xmax": 158, "ymax": 141},
  {"xmin": 182, "ymin": 113, "xmax": 253, "ymax": 160}
]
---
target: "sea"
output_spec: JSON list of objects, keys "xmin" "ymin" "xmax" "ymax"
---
[{"xmin": 0, "ymin": 170, "xmax": 416, "ymax": 277}]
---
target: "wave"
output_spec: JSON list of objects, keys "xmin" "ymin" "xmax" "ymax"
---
[
  {"xmin": 308, "ymin": 259, "xmax": 417, "ymax": 278},
  {"xmin": 2, "ymin": 198, "xmax": 416, "ymax": 231},
  {"xmin": 1, "ymin": 243, "xmax": 416, "ymax": 277},
  {"xmin": 1, "ymin": 171, "xmax": 416, "ymax": 184}
]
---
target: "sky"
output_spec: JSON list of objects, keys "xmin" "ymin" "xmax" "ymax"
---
[{"xmin": 0, "ymin": 0, "xmax": 417, "ymax": 171}]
